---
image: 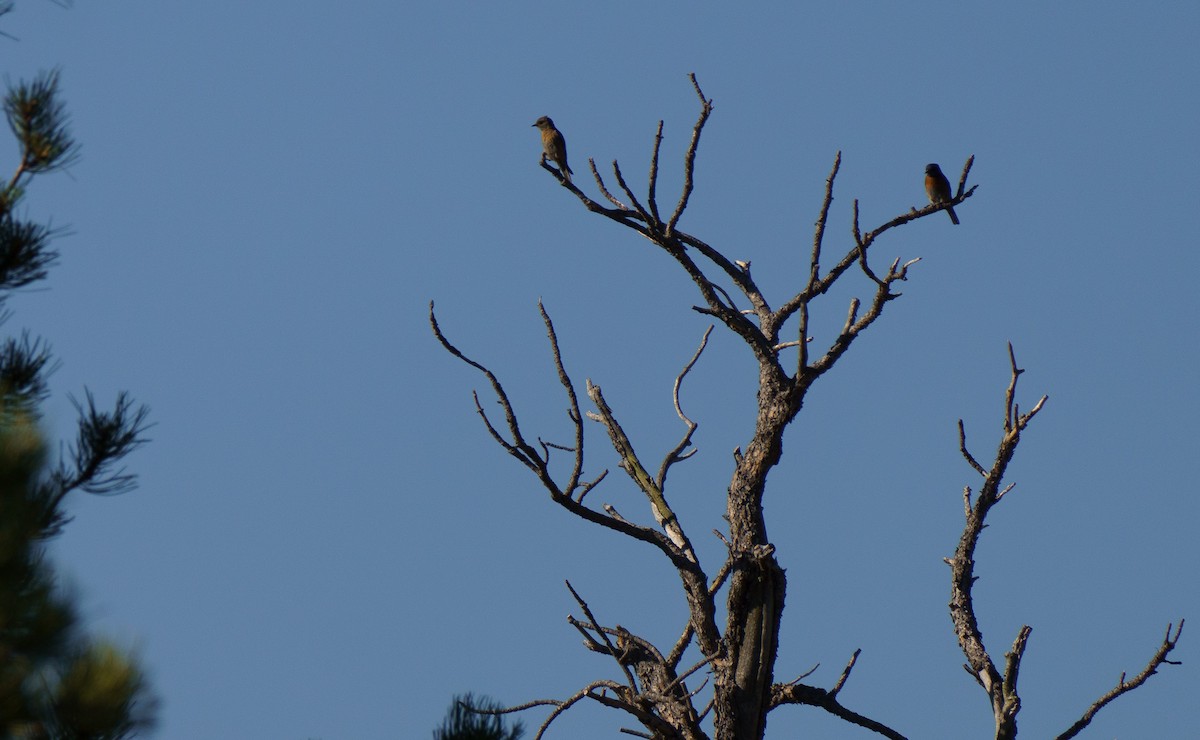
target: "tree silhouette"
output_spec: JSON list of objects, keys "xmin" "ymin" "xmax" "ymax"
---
[{"xmin": 431, "ymin": 75, "xmax": 1182, "ymax": 739}]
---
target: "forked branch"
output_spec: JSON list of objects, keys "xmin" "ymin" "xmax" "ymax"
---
[
  {"xmin": 656, "ymin": 325, "xmax": 712, "ymax": 491},
  {"xmin": 586, "ymin": 380, "xmax": 698, "ymax": 563},
  {"xmin": 666, "ymin": 73, "xmax": 713, "ymax": 237},
  {"xmin": 947, "ymin": 345, "xmax": 1048, "ymax": 738},
  {"xmin": 1055, "ymin": 620, "xmax": 1185, "ymax": 740},
  {"xmin": 769, "ymin": 650, "xmax": 906, "ymax": 740},
  {"xmin": 430, "ymin": 301, "xmax": 702, "ymax": 565},
  {"xmin": 563, "ymin": 580, "xmax": 708, "ymax": 739}
]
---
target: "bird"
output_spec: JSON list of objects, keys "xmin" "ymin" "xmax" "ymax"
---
[
  {"xmin": 924, "ymin": 163, "xmax": 959, "ymax": 225},
  {"xmin": 532, "ymin": 115, "xmax": 573, "ymax": 184}
]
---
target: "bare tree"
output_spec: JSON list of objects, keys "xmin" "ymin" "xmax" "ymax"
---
[{"xmin": 431, "ymin": 75, "xmax": 1182, "ymax": 740}]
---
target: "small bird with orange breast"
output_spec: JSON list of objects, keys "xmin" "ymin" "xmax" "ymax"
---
[
  {"xmin": 924, "ymin": 163, "xmax": 959, "ymax": 225},
  {"xmin": 533, "ymin": 115, "xmax": 573, "ymax": 184}
]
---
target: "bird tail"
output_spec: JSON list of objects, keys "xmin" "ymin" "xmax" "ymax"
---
[{"xmin": 946, "ymin": 206, "xmax": 960, "ymax": 225}]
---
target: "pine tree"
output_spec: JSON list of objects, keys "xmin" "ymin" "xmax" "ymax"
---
[
  {"xmin": 433, "ymin": 694, "xmax": 523, "ymax": 740},
  {"xmin": 2, "ymin": 20, "xmax": 156, "ymax": 738}
]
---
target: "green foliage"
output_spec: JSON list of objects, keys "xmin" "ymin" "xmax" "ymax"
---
[
  {"xmin": 1, "ymin": 36, "xmax": 155, "ymax": 740},
  {"xmin": 51, "ymin": 642, "xmax": 153, "ymax": 739},
  {"xmin": 4, "ymin": 69, "xmax": 78, "ymax": 176},
  {"xmin": 0, "ymin": 388, "xmax": 156, "ymax": 740},
  {"xmin": 433, "ymin": 693, "xmax": 524, "ymax": 740},
  {"xmin": 0, "ymin": 71, "xmax": 71, "ymax": 301}
]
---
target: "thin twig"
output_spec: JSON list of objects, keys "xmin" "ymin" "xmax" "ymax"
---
[
  {"xmin": 647, "ymin": 120, "xmax": 664, "ymax": 225},
  {"xmin": 612, "ymin": 160, "xmax": 653, "ymax": 225},
  {"xmin": 565, "ymin": 580, "xmax": 639, "ymax": 689},
  {"xmin": 656, "ymin": 326, "xmax": 713, "ymax": 490},
  {"xmin": 830, "ymin": 649, "xmax": 862, "ymax": 697},
  {"xmin": 539, "ymin": 300, "xmax": 585, "ymax": 496},
  {"xmin": 1055, "ymin": 621, "xmax": 1185, "ymax": 740},
  {"xmin": 958, "ymin": 419, "xmax": 987, "ymax": 476},
  {"xmin": 666, "ymin": 73, "xmax": 713, "ymax": 237},
  {"xmin": 590, "ymin": 157, "xmax": 629, "ymax": 210},
  {"xmin": 810, "ymin": 151, "xmax": 841, "ymax": 293}
]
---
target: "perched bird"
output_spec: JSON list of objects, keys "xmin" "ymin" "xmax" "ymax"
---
[
  {"xmin": 532, "ymin": 115, "xmax": 573, "ymax": 184},
  {"xmin": 924, "ymin": 163, "xmax": 960, "ymax": 225}
]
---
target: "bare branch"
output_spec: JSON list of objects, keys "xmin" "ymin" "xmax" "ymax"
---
[
  {"xmin": 954, "ymin": 155, "xmax": 976, "ymax": 198},
  {"xmin": 804, "ymin": 252, "xmax": 908, "ymax": 382},
  {"xmin": 664, "ymin": 651, "xmax": 719, "ymax": 697},
  {"xmin": 433, "ymin": 303, "xmax": 707, "ymax": 561},
  {"xmin": 539, "ymin": 158, "xmax": 577, "ymax": 190},
  {"xmin": 667, "ymin": 554, "xmax": 733, "ymax": 668},
  {"xmin": 586, "ymin": 686, "xmax": 682, "ymax": 738},
  {"xmin": 709, "ymin": 281, "xmax": 742, "ymax": 315},
  {"xmin": 469, "ymin": 390, "xmax": 520, "ymax": 460},
  {"xmin": 568, "ymin": 614, "xmax": 607, "ymax": 653},
  {"xmin": 613, "ymin": 159, "xmax": 654, "ymax": 225},
  {"xmin": 852, "ymin": 199, "xmax": 863, "ymax": 248},
  {"xmin": 564, "ymin": 611, "xmax": 709, "ymax": 738},
  {"xmin": 891, "ymin": 256, "xmax": 922, "ymax": 281},
  {"xmin": 840, "ymin": 298, "xmax": 860, "ymax": 336},
  {"xmin": 465, "ymin": 696, "xmax": 561, "ymax": 716},
  {"xmin": 770, "ymin": 651, "xmax": 907, "ymax": 740},
  {"xmin": 566, "ymin": 580, "xmax": 639, "ymax": 689},
  {"xmin": 576, "ymin": 468, "xmax": 608, "ymax": 504},
  {"xmin": 656, "ymin": 326, "xmax": 713, "ymax": 491},
  {"xmin": 776, "ymin": 155, "xmax": 977, "ymax": 333},
  {"xmin": 948, "ymin": 345, "xmax": 1049, "ymax": 738},
  {"xmin": 999, "ymin": 626, "xmax": 1033, "ymax": 729},
  {"xmin": 1003, "ymin": 342, "xmax": 1048, "ymax": 433},
  {"xmin": 589, "ymin": 157, "xmax": 630, "ymax": 210},
  {"xmin": 1003, "ymin": 341, "xmax": 1022, "ymax": 432},
  {"xmin": 794, "ymin": 151, "xmax": 842, "ymax": 375},
  {"xmin": 665, "ymin": 73, "xmax": 713, "ymax": 237},
  {"xmin": 830, "ymin": 649, "xmax": 862, "ymax": 697},
  {"xmin": 854, "ymin": 239, "xmax": 885, "ymax": 288},
  {"xmin": 774, "ymin": 338, "xmax": 809, "ymax": 352},
  {"xmin": 527, "ymin": 681, "xmax": 627, "ymax": 740},
  {"xmin": 957, "ymin": 419, "xmax": 986, "ymax": 476},
  {"xmin": 809, "ymin": 151, "xmax": 841, "ymax": 293},
  {"xmin": 1055, "ymin": 621, "xmax": 1185, "ymax": 740},
  {"xmin": 647, "ymin": 120, "xmax": 665, "ymax": 225},
  {"xmin": 603, "ymin": 503, "xmax": 633, "ymax": 526},
  {"xmin": 464, "ymin": 685, "xmax": 647, "ymax": 740},
  {"xmin": 539, "ymin": 438, "xmax": 574, "ymax": 453},
  {"xmin": 797, "ymin": 299, "xmax": 810, "ymax": 374},
  {"xmin": 539, "ymin": 300, "xmax": 585, "ymax": 496},
  {"xmin": 588, "ymin": 380, "xmax": 698, "ymax": 562},
  {"xmin": 430, "ymin": 303, "xmax": 546, "ymax": 475}
]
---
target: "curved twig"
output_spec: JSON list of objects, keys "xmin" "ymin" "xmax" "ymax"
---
[
  {"xmin": 656, "ymin": 325, "xmax": 713, "ymax": 491},
  {"xmin": 666, "ymin": 73, "xmax": 713, "ymax": 237},
  {"xmin": 1055, "ymin": 621, "xmax": 1185, "ymax": 740}
]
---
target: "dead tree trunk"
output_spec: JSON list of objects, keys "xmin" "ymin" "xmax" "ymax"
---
[{"xmin": 431, "ymin": 75, "xmax": 1180, "ymax": 739}]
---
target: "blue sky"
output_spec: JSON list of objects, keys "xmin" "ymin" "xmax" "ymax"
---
[{"xmin": 4, "ymin": 2, "xmax": 1197, "ymax": 738}]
